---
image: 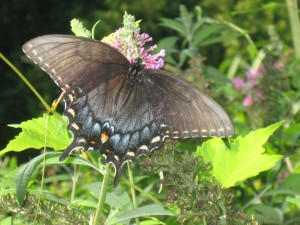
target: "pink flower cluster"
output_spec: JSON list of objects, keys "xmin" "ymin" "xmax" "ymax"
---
[
  {"xmin": 232, "ymin": 67, "xmax": 264, "ymax": 106},
  {"xmin": 102, "ymin": 27, "xmax": 165, "ymax": 70}
]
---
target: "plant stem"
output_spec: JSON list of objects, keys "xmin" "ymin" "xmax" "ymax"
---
[
  {"xmin": 71, "ymin": 164, "xmax": 78, "ymax": 203},
  {"xmin": 286, "ymin": 0, "xmax": 300, "ymax": 57},
  {"xmin": 127, "ymin": 162, "xmax": 139, "ymax": 225},
  {"xmin": 34, "ymin": 113, "xmax": 50, "ymax": 222},
  {"xmin": 93, "ymin": 163, "xmax": 111, "ymax": 225}
]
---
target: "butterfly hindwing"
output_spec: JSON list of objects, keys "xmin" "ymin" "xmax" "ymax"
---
[
  {"xmin": 143, "ymin": 69, "xmax": 234, "ymax": 138},
  {"xmin": 62, "ymin": 75, "xmax": 163, "ymax": 186}
]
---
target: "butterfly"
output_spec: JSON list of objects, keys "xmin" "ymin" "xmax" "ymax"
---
[{"xmin": 22, "ymin": 35, "xmax": 234, "ymax": 186}]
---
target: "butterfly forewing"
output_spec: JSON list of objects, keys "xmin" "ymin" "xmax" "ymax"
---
[{"xmin": 22, "ymin": 35, "xmax": 129, "ymax": 92}]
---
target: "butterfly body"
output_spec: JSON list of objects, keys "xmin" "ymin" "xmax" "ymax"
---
[{"xmin": 23, "ymin": 35, "xmax": 234, "ymax": 186}]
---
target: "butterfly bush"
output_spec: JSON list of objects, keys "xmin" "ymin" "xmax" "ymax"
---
[
  {"xmin": 102, "ymin": 12, "xmax": 166, "ymax": 69},
  {"xmin": 232, "ymin": 67, "xmax": 265, "ymax": 106}
]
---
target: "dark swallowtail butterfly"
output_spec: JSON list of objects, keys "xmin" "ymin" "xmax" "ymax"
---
[{"xmin": 23, "ymin": 35, "xmax": 234, "ymax": 186}]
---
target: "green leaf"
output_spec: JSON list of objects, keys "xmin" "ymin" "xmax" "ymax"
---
[
  {"xmin": 15, "ymin": 152, "xmax": 100, "ymax": 206},
  {"xmin": 43, "ymin": 152, "xmax": 102, "ymax": 173},
  {"xmin": 280, "ymin": 174, "xmax": 300, "ymax": 193},
  {"xmin": 15, "ymin": 153, "xmax": 47, "ymax": 205},
  {"xmin": 139, "ymin": 219, "xmax": 165, "ymax": 225},
  {"xmin": 71, "ymin": 19, "xmax": 92, "ymax": 37},
  {"xmin": 0, "ymin": 114, "xmax": 70, "ymax": 156},
  {"xmin": 192, "ymin": 24, "xmax": 225, "ymax": 46},
  {"xmin": 160, "ymin": 18, "xmax": 186, "ymax": 36},
  {"xmin": 106, "ymin": 188, "xmax": 133, "ymax": 211},
  {"xmin": 157, "ymin": 36, "xmax": 178, "ymax": 52},
  {"xmin": 199, "ymin": 32, "xmax": 242, "ymax": 47},
  {"xmin": 251, "ymin": 205, "xmax": 283, "ymax": 224},
  {"xmin": 0, "ymin": 217, "xmax": 12, "ymax": 225},
  {"xmin": 106, "ymin": 204, "xmax": 175, "ymax": 225},
  {"xmin": 287, "ymin": 197, "xmax": 300, "ymax": 207},
  {"xmin": 26, "ymin": 189, "xmax": 70, "ymax": 205},
  {"xmin": 81, "ymin": 182, "xmax": 133, "ymax": 210},
  {"xmin": 197, "ymin": 121, "xmax": 284, "ymax": 188}
]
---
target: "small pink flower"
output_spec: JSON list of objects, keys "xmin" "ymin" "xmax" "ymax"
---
[
  {"xmin": 246, "ymin": 67, "xmax": 264, "ymax": 80},
  {"xmin": 243, "ymin": 94, "xmax": 254, "ymax": 106},
  {"xmin": 232, "ymin": 77, "xmax": 246, "ymax": 90},
  {"xmin": 246, "ymin": 70, "xmax": 257, "ymax": 80},
  {"xmin": 232, "ymin": 66, "xmax": 265, "ymax": 107}
]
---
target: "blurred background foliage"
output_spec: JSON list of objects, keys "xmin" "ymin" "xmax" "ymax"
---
[
  {"xmin": 0, "ymin": 0, "xmax": 291, "ymax": 150},
  {"xmin": 0, "ymin": 0, "xmax": 290, "ymax": 154}
]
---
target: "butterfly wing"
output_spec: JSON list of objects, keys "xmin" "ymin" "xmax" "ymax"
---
[
  {"xmin": 23, "ymin": 35, "xmax": 234, "ymax": 186},
  {"xmin": 143, "ymin": 69, "xmax": 234, "ymax": 138},
  {"xmin": 22, "ymin": 35, "xmax": 129, "ymax": 92}
]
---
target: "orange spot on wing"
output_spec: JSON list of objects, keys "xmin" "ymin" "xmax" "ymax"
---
[
  {"xmin": 101, "ymin": 133, "xmax": 109, "ymax": 143},
  {"xmin": 90, "ymin": 141, "xmax": 96, "ymax": 145}
]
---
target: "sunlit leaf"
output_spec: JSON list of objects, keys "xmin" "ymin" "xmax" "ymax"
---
[
  {"xmin": 197, "ymin": 121, "xmax": 284, "ymax": 188},
  {"xmin": 0, "ymin": 114, "xmax": 70, "ymax": 156}
]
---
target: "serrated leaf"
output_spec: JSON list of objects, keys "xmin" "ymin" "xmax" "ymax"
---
[
  {"xmin": 197, "ymin": 121, "xmax": 284, "ymax": 188},
  {"xmin": 71, "ymin": 19, "xmax": 92, "ymax": 38},
  {"xmin": 0, "ymin": 114, "xmax": 70, "ymax": 156}
]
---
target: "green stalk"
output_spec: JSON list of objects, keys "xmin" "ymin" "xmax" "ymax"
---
[
  {"xmin": 286, "ymin": 0, "xmax": 300, "ymax": 57},
  {"xmin": 206, "ymin": 18, "xmax": 257, "ymax": 55},
  {"xmin": 93, "ymin": 163, "xmax": 111, "ymax": 225},
  {"xmin": 127, "ymin": 162, "xmax": 139, "ymax": 225},
  {"xmin": 0, "ymin": 53, "xmax": 51, "ymax": 112},
  {"xmin": 71, "ymin": 164, "xmax": 78, "ymax": 202},
  {"xmin": 123, "ymin": 180, "xmax": 163, "ymax": 206},
  {"xmin": 34, "ymin": 113, "xmax": 50, "ymax": 223}
]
